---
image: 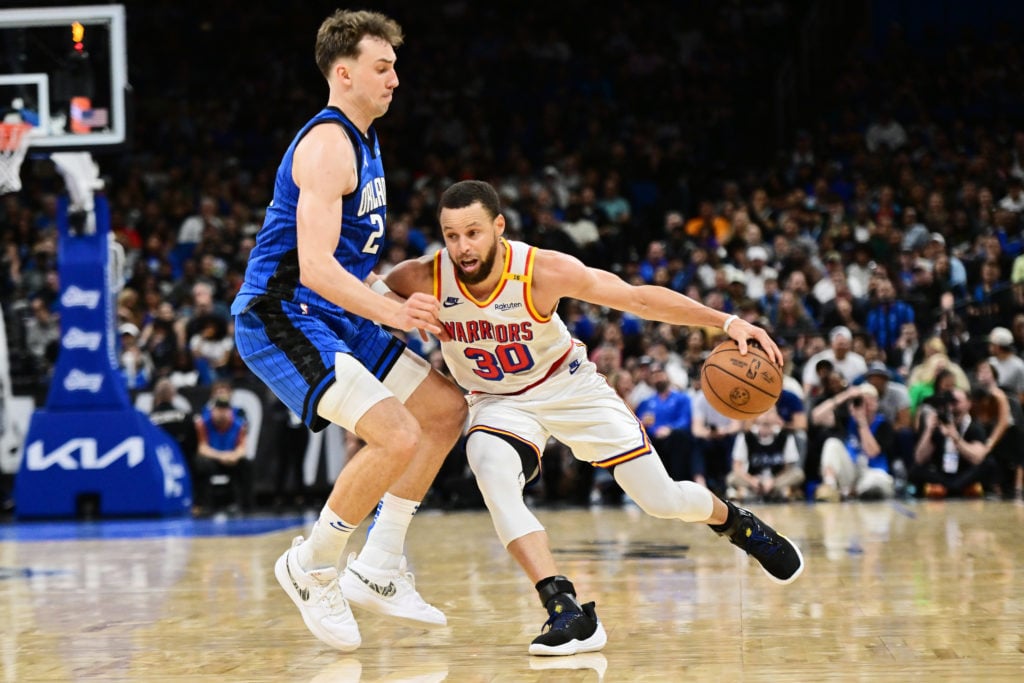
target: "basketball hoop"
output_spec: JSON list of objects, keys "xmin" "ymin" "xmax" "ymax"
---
[{"xmin": 0, "ymin": 122, "xmax": 32, "ymax": 195}]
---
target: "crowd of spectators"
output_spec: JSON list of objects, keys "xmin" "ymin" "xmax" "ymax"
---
[{"xmin": 3, "ymin": 2, "xmax": 1024, "ymax": 511}]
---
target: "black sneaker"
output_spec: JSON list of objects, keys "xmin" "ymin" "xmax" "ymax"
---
[
  {"xmin": 713, "ymin": 502, "xmax": 804, "ymax": 584},
  {"xmin": 529, "ymin": 598, "xmax": 608, "ymax": 656}
]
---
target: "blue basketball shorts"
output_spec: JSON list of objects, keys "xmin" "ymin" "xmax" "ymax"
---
[{"xmin": 234, "ymin": 296, "xmax": 405, "ymax": 431}]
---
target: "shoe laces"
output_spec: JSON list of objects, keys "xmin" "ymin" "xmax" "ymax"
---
[
  {"xmin": 321, "ymin": 577, "xmax": 347, "ymax": 613},
  {"xmin": 540, "ymin": 601, "xmax": 583, "ymax": 633},
  {"xmin": 397, "ymin": 557, "xmax": 416, "ymax": 590},
  {"xmin": 736, "ymin": 514, "xmax": 782, "ymax": 558},
  {"xmin": 308, "ymin": 570, "xmax": 348, "ymax": 614},
  {"xmin": 541, "ymin": 611, "xmax": 579, "ymax": 634}
]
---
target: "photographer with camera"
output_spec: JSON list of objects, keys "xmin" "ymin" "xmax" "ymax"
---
[
  {"xmin": 810, "ymin": 382, "xmax": 895, "ymax": 502},
  {"xmin": 909, "ymin": 388, "xmax": 989, "ymax": 499}
]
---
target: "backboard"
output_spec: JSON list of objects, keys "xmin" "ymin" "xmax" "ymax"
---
[{"xmin": 0, "ymin": 5, "xmax": 128, "ymax": 150}]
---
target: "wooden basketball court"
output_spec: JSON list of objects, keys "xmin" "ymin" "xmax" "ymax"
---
[{"xmin": 2, "ymin": 500, "xmax": 1023, "ymax": 682}]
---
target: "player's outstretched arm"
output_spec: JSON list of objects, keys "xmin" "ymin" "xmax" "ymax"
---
[
  {"xmin": 534, "ymin": 249, "xmax": 783, "ymax": 366},
  {"xmin": 380, "ymin": 256, "xmax": 450, "ymax": 341},
  {"xmin": 383, "ymin": 255, "xmax": 435, "ymax": 299}
]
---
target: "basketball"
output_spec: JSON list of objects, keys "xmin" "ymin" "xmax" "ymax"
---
[{"xmin": 700, "ymin": 339, "xmax": 782, "ymax": 420}]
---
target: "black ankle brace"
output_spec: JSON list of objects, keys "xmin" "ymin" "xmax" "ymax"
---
[
  {"xmin": 709, "ymin": 500, "xmax": 738, "ymax": 533},
  {"xmin": 535, "ymin": 575, "xmax": 578, "ymax": 608}
]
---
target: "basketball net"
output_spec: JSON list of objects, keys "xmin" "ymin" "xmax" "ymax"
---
[{"xmin": 0, "ymin": 122, "xmax": 32, "ymax": 195}]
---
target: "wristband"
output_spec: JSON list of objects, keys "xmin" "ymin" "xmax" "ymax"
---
[
  {"xmin": 722, "ymin": 314, "xmax": 739, "ymax": 334},
  {"xmin": 370, "ymin": 279, "xmax": 392, "ymax": 295}
]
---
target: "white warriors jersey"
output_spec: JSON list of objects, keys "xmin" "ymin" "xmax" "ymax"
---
[{"xmin": 433, "ymin": 239, "xmax": 575, "ymax": 394}]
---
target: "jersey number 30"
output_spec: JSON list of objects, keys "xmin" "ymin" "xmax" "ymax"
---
[{"xmin": 464, "ymin": 343, "xmax": 535, "ymax": 381}]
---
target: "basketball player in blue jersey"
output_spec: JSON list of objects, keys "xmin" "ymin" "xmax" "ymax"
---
[
  {"xmin": 230, "ymin": 10, "xmax": 467, "ymax": 652},
  {"xmin": 384, "ymin": 180, "xmax": 804, "ymax": 656}
]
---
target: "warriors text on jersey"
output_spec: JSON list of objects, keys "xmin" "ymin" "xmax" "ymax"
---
[
  {"xmin": 434, "ymin": 240, "xmax": 575, "ymax": 394},
  {"xmin": 231, "ymin": 106, "xmax": 387, "ymax": 317}
]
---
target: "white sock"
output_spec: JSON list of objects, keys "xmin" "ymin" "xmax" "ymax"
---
[
  {"xmin": 297, "ymin": 505, "xmax": 357, "ymax": 570},
  {"xmin": 359, "ymin": 493, "xmax": 420, "ymax": 570}
]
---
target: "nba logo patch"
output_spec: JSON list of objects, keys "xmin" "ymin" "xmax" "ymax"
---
[{"xmin": 300, "ymin": 303, "xmax": 308, "ymax": 315}]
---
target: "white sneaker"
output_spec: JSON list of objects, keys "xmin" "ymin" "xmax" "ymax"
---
[
  {"xmin": 274, "ymin": 536, "xmax": 361, "ymax": 651},
  {"xmin": 339, "ymin": 552, "xmax": 447, "ymax": 626}
]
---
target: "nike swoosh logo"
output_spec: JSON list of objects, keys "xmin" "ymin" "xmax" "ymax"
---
[
  {"xmin": 442, "ymin": 300, "xmax": 462, "ymax": 308},
  {"xmin": 286, "ymin": 553, "xmax": 310, "ymax": 602},
  {"xmin": 348, "ymin": 567, "xmax": 397, "ymax": 598}
]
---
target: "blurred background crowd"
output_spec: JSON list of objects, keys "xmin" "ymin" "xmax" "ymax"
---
[{"xmin": 3, "ymin": 0, "xmax": 1024, "ymax": 515}]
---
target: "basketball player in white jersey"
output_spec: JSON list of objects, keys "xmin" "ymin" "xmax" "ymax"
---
[{"xmin": 384, "ymin": 180, "xmax": 804, "ymax": 656}]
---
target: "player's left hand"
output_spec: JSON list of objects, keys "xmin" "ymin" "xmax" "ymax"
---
[{"xmin": 728, "ymin": 318, "xmax": 784, "ymax": 367}]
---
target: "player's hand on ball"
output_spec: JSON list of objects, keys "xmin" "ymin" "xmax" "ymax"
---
[{"xmin": 727, "ymin": 318, "xmax": 784, "ymax": 367}]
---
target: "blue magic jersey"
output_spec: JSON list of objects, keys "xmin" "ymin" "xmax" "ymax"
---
[{"xmin": 231, "ymin": 106, "xmax": 387, "ymax": 315}]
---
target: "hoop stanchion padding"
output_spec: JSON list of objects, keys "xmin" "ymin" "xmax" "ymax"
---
[
  {"xmin": 16, "ymin": 191, "xmax": 192, "ymax": 518},
  {"xmin": 15, "ymin": 409, "xmax": 192, "ymax": 518}
]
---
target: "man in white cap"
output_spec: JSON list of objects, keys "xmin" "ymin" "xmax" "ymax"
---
[
  {"xmin": 801, "ymin": 325, "xmax": 868, "ymax": 397},
  {"xmin": 742, "ymin": 245, "xmax": 777, "ymax": 299},
  {"xmin": 988, "ymin": 326, "xmax": 1024, "ymax": 403}
]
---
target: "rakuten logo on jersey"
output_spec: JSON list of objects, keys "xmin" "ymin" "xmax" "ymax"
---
[
  {"xmin": 63, "ymin": 369, "xmax": 104, "ymax": 393},
  {"xmin": 61, "ymin": 286, "xmax": 101, "ymax": 309},
  {"xmin": 63, "ymin": 327, "xmax": 103, "ymax": 351}
]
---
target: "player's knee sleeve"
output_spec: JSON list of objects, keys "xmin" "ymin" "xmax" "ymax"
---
[
  {"xmin": 382, "ymin": 348, "xmax": 431, "ymax": 403},
  {"xmin": 614, "ymin": 456, "xmax": 715, "ymax": 522},
  {"xmin": 466, "ymin": 432, "xmax": 545, "ymax": 547},
  {"xmin": 316, "ymin": 353, "xmax": 393, "ymax": 432}
]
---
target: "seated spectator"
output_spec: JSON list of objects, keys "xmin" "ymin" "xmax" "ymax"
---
[
  {"xmin": 638, "ymin": 240, "xmax": 668, "ymax": 284},
  {"xmin": 645, "ymin": 337, "xmax": 688, "ymax": 390},
  {"xmin": 679, "ymin": 327, "xmax": 710, "ymax": 377},
  {"xmin": 772, "ymin": 289, "xmax": 819, "ymax": 349},
  {"xmin": 742, "ymin": 245, "xmax": 777, "ymax": 300},
  {"xmin": 148, "ymin": 378, "xmax": 198, "ymax": 484},
  {"xmin": 194, "ymin": 393, "xmax": 253, "ymax": 514},
  {"xmin": 811, "ymin": 383, "xmax": 895, "ymax": 501},
  {"xmin": 909, "ymin": 388, "xmax": 989, "ymax": 499},
  {"xmin": 801, "ymin": 325, "xmax": 868, "ymax": 398},
  {"xmin": 627, "ymin": 356, "xmax": 656, "ymax": 410},
  {"xmin": 907, "ymin": 349, "xmax": 970, "ymax": 420},
  {"xmin": 776, "ymin": 369, "xmax": 809, "ymax": 464},
  {"xmin": 689, "ymin": 381, "xmax": 742, "ymax": 495},
  {"xmin": 864, "ymin": 276, "xmax": 915, "ymax": 361},
  {"xmin": 986, "ymin": 326, "xmax": 1024, "ymax": 404},
  {"xmin": 119, "ymin": 323, "xmax": 153, "ymax": 391},
  {"xmin": 684, "ymin": 199, "xmax": 731, "ymax": 246},
  {"xmin": 818, "ymin": 285, "xmax": 865, "ymax": 339},
  {"xmin": 139, "ymin": 301, "xmax": 182, "ymax": 375},
  {"xmin": 22, "ymin": 295, "xmax": 60, "ymax": 374},
  {"xmin": 971, "ymin": 361, "xmax": 1024, "ymax": 501},
  {"xmin": 966, "ymin": 259, "xmax": 1013, "ymax": 338},
  {"xmin": 189, "ymin": 315, "xmax": 234, "ymax": 385},
  {"xmin": 861, "ymin": 361, "xmax": 913, "ymax": 476},
  {"xmin": 891, "ymin": 321, "xmax": 922, "ymax": 381},
  {"xmin": 727, "ymin": 407, "xmax": 805, "ymax": 502},
  {"xmin": 636, "ymin": 363, "xmax": 695, "ymax": 484}
]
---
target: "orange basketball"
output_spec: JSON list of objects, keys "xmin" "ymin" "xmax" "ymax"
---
[{"xmin": 700, "ymin": 339, "xmax": 782, "ymax": 420}]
